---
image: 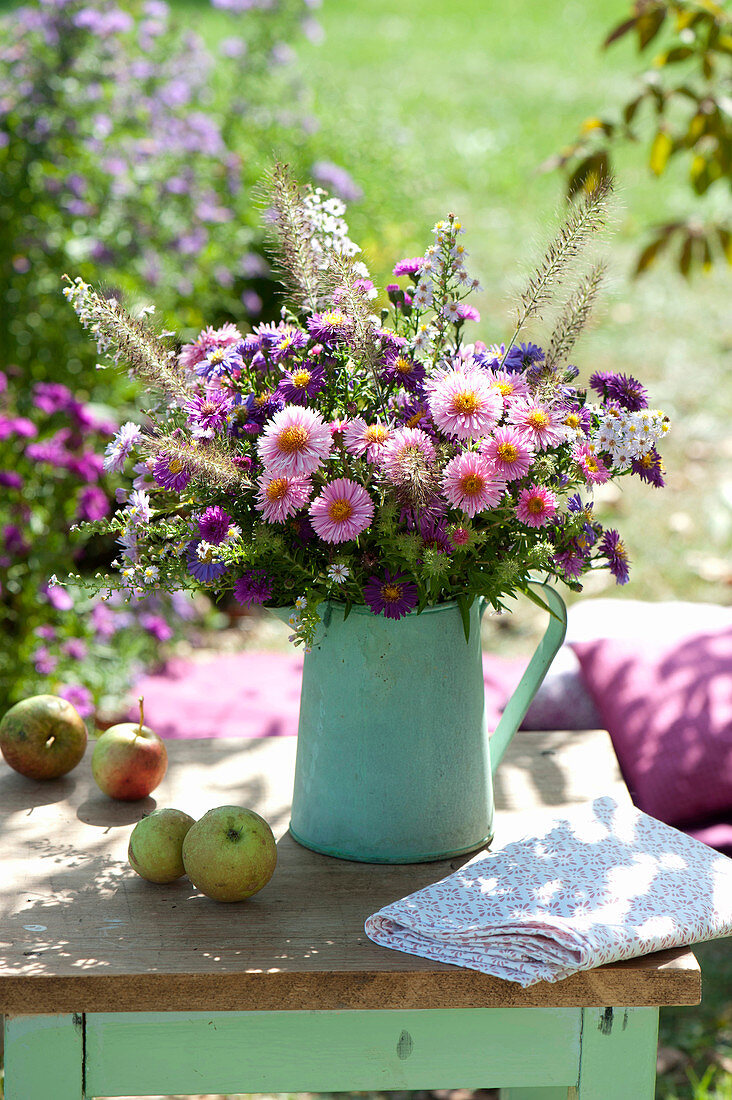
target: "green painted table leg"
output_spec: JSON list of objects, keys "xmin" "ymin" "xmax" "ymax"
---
[
  {"xmin": 574, "ymin": 1007, "xmax": 658, "ymax": 1100},
  {"xmin": 4, "ymin": 1014, "xmax": 84, "ymax": 1100}
]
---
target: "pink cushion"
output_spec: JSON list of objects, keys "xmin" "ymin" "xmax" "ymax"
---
[{"xmin": 572, "ymin": 628, "xmax": 732, "ymax": 829}]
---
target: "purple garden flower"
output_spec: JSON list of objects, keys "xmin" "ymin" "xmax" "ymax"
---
[
  {"xmin": 277, "ymin": 362, "xmax": 325, "ymax": 405},
  {"xmin": 153, "ymin": 454, "xmax": 192, "ymax": 493},
  {"xmin": 599, "ymin": 528, "xmax": 630, "ymax": 585},
  {"xmin": 186, "ymin": 541, "xmax": 228, "ymax": 584},
  {"xmin": 392, "ymin": 257, "xmax": 423, "ymax": 278},
  {"xmin": 196, "ymin": 342, "xmax": 245, "ymax": 381},
  {"xmin": 63, "ymin": 638, "xmax": 88, "ymax": 661},
  {"xmin": 33, "ymin": 382, "xmax": 77, "ymax": 415},
  {"xmin": 77, "ymin": 485, "xmax": 110, "ymax": 522},
  {"xmin": 198, "ymin": 505, "xmax": 232, "ymax": 545},
  {"xmin": 183, "ymin": 388, "xmax": 234, "ymax": 439},
  {"xmin": 306, "ymin": 309, "xmax": 352, "ymax": 345},
  {"xmin": 57, "ymin": 684, "xmax": 94, "ymax": 719},
  {"xmin": 261, "ymin": 325, "xmax": 308, "ymax": 362},
  {"xmin": 233, "ymin": 569, "xmax": 273, "ymax": 608},
  {"xmin": 631, "ymin": 447, "xmax": 665, "ymax": 487},
  {"xmin": 0, "ymin": 472, "xmax": 23, "ymax": 489},
  {"xmin": 139, "ymin": 613, "xmax": 174, "ymax": 642},
  {"xmin": 606, "ymin": 373, "xmax": 649, "ymax": 412},
  {"xmin": 363, "ymin": 569, "xmax": 418, "ymax": 620},
  {"xmin": 103, "ymin": 422, "xmax": 142, "ymax": 472}
]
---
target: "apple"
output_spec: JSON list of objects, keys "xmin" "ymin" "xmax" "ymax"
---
[
  {"xmin": 0, "ymin": 694, "xmax": 87, "ymax": 780},
  {"xmin": 128, "ymin": 807, "xmax": 196, "ymax": 883},
  {"xmin": 182, "ymin": 805, "xmax": 277, "ymax": 903},
  {"xmin": 92, "ymin": 698, "xmax": 167, "ymax": 801}
]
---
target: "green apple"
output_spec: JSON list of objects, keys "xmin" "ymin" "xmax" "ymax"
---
[
  {"xmin": 128, "ymin": 808, "xmax": 196, "ymax": 884},
  {"xmin": 0, "ymin": 694, "xmax": 87, "ymax": 780},
  {"xmin": 182, "ymin": 805, "xmax": 277, "ymax": 902}
]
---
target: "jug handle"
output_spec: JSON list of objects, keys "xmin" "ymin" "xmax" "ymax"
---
[{"xmin": 487, "ymin": 581, "xmax": 568, "ymax": 773}]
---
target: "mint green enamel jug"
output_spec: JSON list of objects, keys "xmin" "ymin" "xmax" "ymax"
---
[{"xmin": 271, "ymin": 582, "xmax": 566, "ymax": 864}]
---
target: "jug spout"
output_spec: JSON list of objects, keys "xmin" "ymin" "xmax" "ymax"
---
[{"xmin": 489, "ymin": 582, "xmax": 567, "ymax": 774}]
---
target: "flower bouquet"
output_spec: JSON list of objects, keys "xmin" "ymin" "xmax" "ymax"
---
[
  {"xmin": 64, "ymin": 165, "xmax": 669, "ymax": 647},
  {"xmin": 63, "ymin": 165, "xmax": 672, "ymax": 861}
]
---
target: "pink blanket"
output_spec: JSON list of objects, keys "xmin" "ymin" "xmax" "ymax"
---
[{"xmin": 365, "ymin": 796, "xmax": 732, "ymax": 986}]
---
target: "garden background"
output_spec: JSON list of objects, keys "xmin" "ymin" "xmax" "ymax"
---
[{"xmin": 1, "ymin": 0, "xmax": 730, "ymax": 1096}]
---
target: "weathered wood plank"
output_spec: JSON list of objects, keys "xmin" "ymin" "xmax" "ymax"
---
[
  {"xmin": 0, "ymin": 731, "xmax": 701, "ymax": 1013},
  {"xmin": 85, "ymin": 1008, "xmax": 580, "ymax": 1095}
]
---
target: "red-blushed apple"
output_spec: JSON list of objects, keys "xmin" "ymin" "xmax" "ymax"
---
[
  {"xmin": 0, "ymin": 694, "xmax": 87, "ymax": 780},
  {"xmin": 128, "ymin": 807, "xmax": 196, "ymax": 883},
  {"xmin": 92, "ymin": 698, "xmax": 167, "ymax": 801},
  {"xmin": 182, "ymin": 805, "xmax": 277, "ymax": 902}
]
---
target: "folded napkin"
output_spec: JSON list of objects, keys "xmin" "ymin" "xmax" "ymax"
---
[{"xmin": 365, "ymin": 796, "xmax": 732, "ymax": 987}]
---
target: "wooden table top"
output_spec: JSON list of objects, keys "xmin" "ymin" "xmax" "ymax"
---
[{"xmin": 0, "ymin": 729, "xmax": 700, "ymax": 1014}]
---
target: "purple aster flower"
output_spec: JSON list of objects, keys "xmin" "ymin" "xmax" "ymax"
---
[
  {"xmin": 196, "ymin": 342, "xmax": 244, "ymax": 381},
  {"xmin": 289, "ymin": 511, "xmax": 316, "ymax": 544},
  {"xmin": 589, "ymin": 370, "xmax": 615, "ymax": 397},
  {"xmin": 91, "ymin": 603, "xmax": 118, "ymax": 638},
  {"xmin": 0, "ymin": 416, "xmax": 37, "ymax": 441},
  {"xmin": 553, "ymin": 548, "xmax": 586, "ymax": 581},
  {"xmin": 4, "ymin": 525, "xmax": 28, "ymax": 557},
  {"xmin": 33, "ymin": 382, "xmax": 76, "ymax": 415},
  {"xmin": 33, "ymin": 647, "xmax": 58, "ymax": 676},
  {"xmin": 57, "ymin": 684, "xmax": 94, "ymax": 719},
  {"xmin": 139, "ymin": 614, "xmax": 174, "ymax": 642},
  {"xmin": 560, "ymin": 401, "xmax": 593, "ymax": 437},
  {"xmin": 198, "ymin": 505, "xmax": 232, "ymax": 545},
  {"xmin": 0, "ymin": 471, "xmax": 23, "ymax": 489},
  {"xmin": 456, "ymin": 304, "xmax": 480, "ymax": 323},
  {"xmin": 77, "ymin": 485, "xmax": 110, "ymax": 522},
  {"xmin": 606, "ymin": 373, "xmax": 649, "ymax": 412},
  {"xmin": 599, "ymin": 528, "xmax": 630, "ymax": 585},
  {"xmin": 103, "ymin": 422, "xmax": 142, "ymax": 472},
  {"xmin": 153, "ymin": 454, "xmax": 192, "ymax": 493},
  {"xmin": 419, "ymin": 516, "xmax": 453, "ymax": 555},
  {"xmin": 392, "ymin": 257, "xmax": 423, "ymax": 278},
  {"xmin": 179, "ymin": 324, "xmax": 243, "ymax": 371},
  {"xmin": 183, "ymin": 388, "xmax": 234, "ymax": 439},
  {"xmin": 261, "ymin": 325, "xmax": 308, "ymax": 362},
  {"xmin": 306, "ymin": 309, "xmax": 352, "ymax": 345},
  {"xmin": 126, "ymin": 490, "xmax": 152, "ymax": 526},
  {"xmin": 43, "ymin": 583, "xmax": 73, "ymax": 611},
  {"xmin": 382, "ymin": 350, "xmax": 426, "ymax": 393},
  {"xmin": 63, "ymin": 638, "xmax": 88, "ymax": 661},
  {"xmin": 233, "ymin": 569, "xmax": 273, "ymax": 608},
  {"xmin": 278, "ymin": 362, "xmax": 326, "ymax": 405},
  {"xmin": 36, "ymin": 625, "xmax": 56, "ymax": 643},
  {"xmin": 311, "ymin": 160, "xmax": 363, "ymax": 202},
  {"xmin": 363, "ymin": 569, "xmax": 418, "ymax": 620},
  {"xmin": 238, "ymin": 333, "xmax": 263, "ymax": 362},
  {"xmin": 631, "ymin": 447, "xmax": 665, "ymax": 487},
  {"xmin": 186, "ymin": 540, "xmax": 228, "ymax": 584}
]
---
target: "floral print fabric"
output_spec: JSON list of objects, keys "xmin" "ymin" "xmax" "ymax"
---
[{"xmin": 364, "ymin": 796, "xmax": 732, "ymax": 987}]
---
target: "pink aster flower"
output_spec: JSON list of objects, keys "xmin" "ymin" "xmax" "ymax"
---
[
  {"xmin": 309, "ymin": 478, "xmax": 375, "ymax": 544},
  {"xmin": 343, "ymin": 418, "xmax": 393, "ymax": 462},
  {"xmin": 255, "ymin": 473, "xmax": 312, "ymax": 524},
  {"xmin": 442, "ymin": 452, "xmax": 507, "ymax": 517},
  {"xmin": 573, "ymin": 442, "xmax": 611, "ymax": 485},
  {"xmin": 481, "ymin": 426, "xmax": 535, "ymax": 481},
  {"xmin": 516, "ymin": 484, "xmax": 558, "ymax": 528},
  {"xmin": 425, "ymin": 365, "xmax": 502, "ymax": 441},
  {"xmin": 484, "ymin": 367, "xmax": 530, "ymax": 407},
  {"xmin": 379, "ymin": 427, "xmax": 436, "ymax": 484},
  {"xmin": 508, "ymin": 400, "xmax": 565, "ymax": 451},
  {"xmin": 257, "ymin": 405, "xmax": 332, "ymax": 477},
  {"xmin": 178, "ymin": 323, "xmax": 242, "ymax": 371}
]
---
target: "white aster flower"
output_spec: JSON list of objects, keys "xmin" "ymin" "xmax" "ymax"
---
[
  {"xmin": 327, "ymin": 563, "xmax": 350, "ymax": 584},
  {"xmin": 295, "ymin": 595, "xmax": 308, "ymax": 609},
  {"xmin": 442, "ymin": 300, "xmax": 462, "ymax": 322},
  {"xmin": 288, "ymin": 613, "xmax": 300, "ymax": 628},
  {"xmin": 143, "ymin": 565, "xmax": 160, "ymax": 584}
]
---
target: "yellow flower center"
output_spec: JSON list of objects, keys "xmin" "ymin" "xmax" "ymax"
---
[
  {"xmin": 395, "ymin": 356, "xmax": 412, "ymax": 375},
  {"xmin": 169, "ymin": 458, "xmax": 183, "ymax": 474},
  {"xmin": 277, "ymin": 425, "xmax": 309, "ymax": 453},
  {"xmin": 565, "ymin": 413, "xmax": 580, "ymax": 429},
  {"xmin": 527, "ymin": 410, "xmax": 549, "ymax": 429},
  {"xmin": 328, "ymin": 499, "xmax": 353, "ymax": 522},
  {"xmin": 496, "ymin": 381, "xmax": 513, "ymax": 396},
  {"xmin": 322, "ymin": 309, "xmax": 347, "ymax": 326},
  {"xmin": 266, "ymin": 477, "xmax": 289, "ymax": 502},
  {"xmin": 292, "ymin": 369, "xmax": 312, "ymax": 388},
  {"xmin": 451, "ymin": 391, "xmax": 480, "ymax": 415},
  {"xmin": 365, "ymin": 425, "xmax": 389, "ymax": 444},
  {"xmin": 460, "ymin": 473, "xmax": 484, "ymax": 496},
  {"xmin": 407, "ymin": 411, "xmax": 426, "ymax": 428},
  {"xmin": 209, "ymin": 348, "xmax": 225, "ymax": 363},
  {"xmin": 527, "ymin": 496, "xmax": 546, "ymax": 514},
  {"xmin": 496, "ymin": 442, "xmax": 518, "ymax": 463},
  {"xmin": 585, "ymin": 455, "xmax": 599, "ymax": 472},
  {"xmin": 381, "ymin": 583, "xmax": 402, "ymax": 603}
]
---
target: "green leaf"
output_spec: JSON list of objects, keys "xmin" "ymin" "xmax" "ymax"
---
[
  {"xmin": 634, "ymin": 233, "xmax": 670, "ymax": 275},
  {"xmin": 343, "ymin": 599, "xmax": 352, "ymax": 622},
  {"xmin": 636, "ymin": 8, "xmax": 666, "ymax": 50},
  {"xmin": 623, "ymin": 94, "xmax": 646, "ymax": 126},
  {"xmin": 456, "ymin": 593, "xmax": 473, "ymax": 644},
  {"xmin": 650, "ymin": 130, "xmax": 673, "ymax": 175},
  {"xmin": 603, "ymin": 16, "xmax": 637, "ymax": 48},
  {"xmin": 656, "ymin": 44, "xmax": 694, "ymax": 64},
  {"xmin": 566, "ymin": 151, "xmax": 610, "ymax": 198},
  {"xmin": 679, "ymin": 233, "xmax": 694, "ymax": 277},
  {"xmin": 717, "ymin": 227, "xmax": 732, "ymax": 264},
  {"xmin": 519, "ymin": 584, "xmax": 563, "ymax": 624}
]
